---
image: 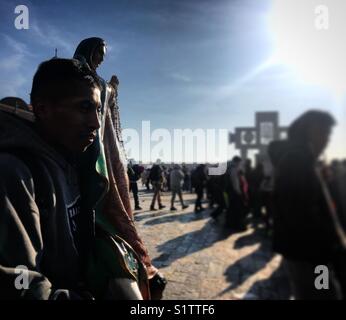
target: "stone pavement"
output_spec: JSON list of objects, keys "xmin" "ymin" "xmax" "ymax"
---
[{"xmin": 132, "ymin": 188, "xmax": 292, "ymax": 300}]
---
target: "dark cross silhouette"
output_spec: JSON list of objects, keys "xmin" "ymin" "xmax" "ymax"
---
[{"xmin": 229, "ymin": 111, "xmax": 288, "ymax": 166}]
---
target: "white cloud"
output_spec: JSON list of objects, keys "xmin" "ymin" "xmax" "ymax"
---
[
  {"xmin": 0, "ymin": 73, "xmax": 27, "ymax": 98},
  {"xmin": 30, "ymin": 21, "xmax": 74, "ymax": 56},
  {"xmin": 3, "ymin": 34, "xmax": 29, "ymax": 54},
  {"xmin": 0, "ymin": 54, "xmax": 23, "ymax": 70},
  {"xmin": 0, "ymin": 35, "xmax": 31, "ymax": 99},
  {"xmin": 1, "ymin": 34, "xmax": 36, "ymax": 67},
  {"xmin": 168, "ymin": 72, "xmax": 192, "ymax": 83}
]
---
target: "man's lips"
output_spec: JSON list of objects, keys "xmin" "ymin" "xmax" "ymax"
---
[{"xmin": 81, "ymin": 132, "xmax": 97, "ymax": 142}]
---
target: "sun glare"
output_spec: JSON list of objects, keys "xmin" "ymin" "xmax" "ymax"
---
[{"xmin": 269, "ymin": 0, "xmax": 346, "ymax": 98}]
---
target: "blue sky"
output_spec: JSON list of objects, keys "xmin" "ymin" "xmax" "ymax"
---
[{"xmin": 0, "ymin": 0, "xmax": 345, "ymax": 162}]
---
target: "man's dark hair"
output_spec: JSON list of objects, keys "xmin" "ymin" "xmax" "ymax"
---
[
  {"xmin": 288, "ymin": 110, "xmax": 336, "ymax": 142},
  {"xmin": 30, "ymin": 58, "xmax": 101, "ymax": 108}
]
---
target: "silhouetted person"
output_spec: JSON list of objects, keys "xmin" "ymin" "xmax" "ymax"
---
[
  {"xmin": 149, "ymin": 160, "xmax": 165, "ymax": 211},
  {"xmin": 251, "ymin": 162, "xmax": 265, "ymax": 219},
  {"xmin": 192, "ymin": 164, "xmax": 207, "ymax": 213},
  {"xmin": 327, "ymin": 160, "xmax": 346, "ymax": 231},
  {"xmin": 128, "ymin": 162, "xmax": 143, "ymax": 210},
  {"xmin": 260, "ymin": 175, "xmax": 274, "ymax": 235},
  {"xmin": 225, "ymin": 156, "xmax": 247, "ymax": 231},
  {"xmin": 210, "ymin": 174, "xmax": 227, "ymax": 221},
  {"xmin": 244, "ymin": 159, "xmax": 254, "ymax": 215},
  {"xmin": 182, "ymin": 163, "xmax": 191, "ymax": 192},
  {"xmin": 268, "ymin": 110, "xmax": 346, "ymax": 299},
  {"xmin": 142, "ymin": 168, "xmax": 151, "ymax": 191},
  {"xmin": 340, "ymin": 160, "xmax": 346, "ymax": 226}
]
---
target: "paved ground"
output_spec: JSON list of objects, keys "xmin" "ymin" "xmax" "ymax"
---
[{"xmin": 132, "ymin": 188, "xmax": 292, "ymax": 300}]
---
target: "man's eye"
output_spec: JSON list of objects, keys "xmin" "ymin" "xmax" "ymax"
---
[
  {"xmin": 80, "ymin": 102, "xmax": 101, "ymax": 114},
  {"xmin": 80, "ymin": 105, "xmax": 89, "ymax": 113}
]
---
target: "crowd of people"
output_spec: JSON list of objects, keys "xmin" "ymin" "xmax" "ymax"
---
[
  {"xmin": 127, "ymin": 111, "xmax": 346, "ymax": 300},
  {"xmin": 129, "ymin": 157, "xmax": 274, "ymax": 234}
]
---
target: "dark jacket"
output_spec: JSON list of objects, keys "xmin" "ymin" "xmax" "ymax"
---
[
  {"xmin": 149, "ymin": 165, "xmax": 163, "ymax": 183},
  {"xmin": 128, "ymin": 164, "xmax": 143, "ymax": 183},
  {"xmin": 0, "ymin": 110, "xmax": 102, "ymax": 299},
  {"xmin": 191, "ymin": 165, "xmax": 207, "ymax": 189},
  {"xmin": 268, "ymin": 140, "xmax": 341, "ymax": 263}
]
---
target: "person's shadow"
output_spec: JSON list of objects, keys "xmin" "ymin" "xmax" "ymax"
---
[
  {"xmin": 152, "ymin": 219, "xmax": 234, "ymax": 268},
  {"xmin": 143, "ymin": 209, "xmax": 206, "ymax": 226},
  {"xmin": 242, "ymin": 260, "xmax": 292, "ymax": 299},
  {"xmin": 215, "ymin": 229, "xmax": 291, "ymax": 299},
  {"xmin": 134, "ymin": 205, "xmax": 208, "ymax": 224},
  {"xmin": 134, "ymin": 210, "xmax": 169, "ymax": 222}
]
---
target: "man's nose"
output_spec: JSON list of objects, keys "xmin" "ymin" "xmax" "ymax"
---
[{"xmin": 88, "ymin": 109, "xmax": 101, "ymax": 130}]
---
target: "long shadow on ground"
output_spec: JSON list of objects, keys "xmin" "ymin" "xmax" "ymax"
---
[
  {"xmin": 152, "ymin": 213, "xmax": 235, "ymax": 268},
  {"xmin": 216, "ymin": 228, "xmax": 291, "ymax": 299}
]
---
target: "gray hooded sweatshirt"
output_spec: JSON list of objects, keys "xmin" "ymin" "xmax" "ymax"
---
[{"xmin": 0, "ymin": 109, "xmax": 93, "ymax": 299}]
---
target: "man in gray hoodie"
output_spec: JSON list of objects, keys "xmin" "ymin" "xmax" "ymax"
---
[
  {"xmin": 0, "ymin": 58, "xmax": 103, "ymax": 299},
  {"xmin": 170, "ymin": 164, "xmax": 188, "ymax": 211}
]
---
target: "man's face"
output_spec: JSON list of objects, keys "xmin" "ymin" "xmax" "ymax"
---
[{"xmin": 39, "ymin": 81, "xmax": 101, "ymax": 153}]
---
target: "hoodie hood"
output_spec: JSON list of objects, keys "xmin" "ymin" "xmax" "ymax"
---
[
  {"xmin": 268, "ymin": 139, "xmax": 315, "ymax": 170},
  {"xmin": 267, "ymin": 140, "xmax": 290, "ymax": 169},
  {"xmin": 0, "ymin": 108, "xmax": 71, "ymax": 171}
]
